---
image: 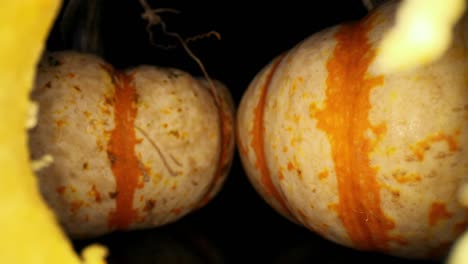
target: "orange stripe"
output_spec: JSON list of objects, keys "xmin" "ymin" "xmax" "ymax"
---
[
  {"xmin": 315, "ymin": 16, "xmax": 398, "ymax": 250},
  {"xmin": 107, "ymin": 71, "xmax": 140, "ymax": 230},
  {"xmin": 250, "ymin": 55, "xmax": 294, "ymax": 218}
]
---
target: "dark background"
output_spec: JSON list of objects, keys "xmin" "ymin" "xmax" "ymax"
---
[{"xmin": 45, "ymin": 0, "xmax": 441, "ymax": 263}]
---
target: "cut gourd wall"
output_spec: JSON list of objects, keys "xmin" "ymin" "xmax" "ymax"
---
[{"xmin": 0, "ymin": 1, "xmax": 106, "ymax": 263}]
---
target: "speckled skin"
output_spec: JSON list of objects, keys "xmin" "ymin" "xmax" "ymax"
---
[
  {"xmin": 29, "ymin": 51, "xmax": 235, "ymax": 238},
  {"xmin": 236, "ymin": 1, "xmax": 468, "ymax": 259}
]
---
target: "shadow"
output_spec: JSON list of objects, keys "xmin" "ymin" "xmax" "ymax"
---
[{"xmin": 73, "ymin": 222, "xmax": 225, "ymax": 264}]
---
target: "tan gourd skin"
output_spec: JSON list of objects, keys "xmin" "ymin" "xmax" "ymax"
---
[
  {"xmin": 29, "ymin": 51, "xmax": 235, "ymax": 239},
  {"xmin": 237, "ymin": 0, "xmax": 468, "ymax": 259}
]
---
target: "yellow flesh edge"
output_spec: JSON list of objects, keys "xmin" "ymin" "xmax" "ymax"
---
[{"xmin": 0, "ymin": 1, "xmax": 106, "ymax": 263}]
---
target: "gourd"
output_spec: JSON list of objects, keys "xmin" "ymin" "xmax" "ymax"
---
[
  {"xmin": 26, "ymin": 0, "xmax": 235, "ymax": 239},
  {"xmin": 237, "ymin": 0, "xmax": 468, "ymax": 259},
  {"xmin": 28, "ymin": 50, "xmax": 235, "ymax": 238}
]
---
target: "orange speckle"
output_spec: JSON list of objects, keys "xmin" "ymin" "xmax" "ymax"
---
[
  {"xmin": 249, "ymin": 55, "xmax": 294, "ymax": 219},
  {"xmin": 54, "ymin": 119, "xmax": 67, "ymax": 127},
  {"xmin": 88, "ymin": 184, "xmax": 102, "ymax": 203},
  {"xmin": 168, "ymin": 130, "xmax": 180, "ymax": 138},
  {"xmin": 68, "ymin": 73, "xmax": 76, "ymax": 78},
  {"xmin": 429, "ymin": 202, "xmax": 453, "ymax": 226},
  {"xmin": 410, "ymin": 131, "xmax": 460, "ymax": 161},
  {"xmin": 73, "ymin": 85, "xmax": 81, "ymax": 92},
  {"xmin": 106, "ymin": 70, "xmax": 140, "ymax": 230},
  {"xmin": 287, "ymin": 162, "xmax": 295, "ymax": 171},
  {"xmin": 104, "ymin": 96, "xmax": 113, "ymax": 106},
  {"xmin": 328, "ymin": 203, "xmax": 339, "ymax": 212},
  {"xmin": 371, "ymin": 123, "xmax": 387, "ymax": 144},
  {"xmin": 56, "ymin": 186, "xmax": 66, "ymax": 195},
  {"xmin": 297, "ymin": 169, "xmax": 303, "ymax": 181},
  {"xmin": 171, "ymin": 183, "xmax": 177, "ymax": 190},
  {"xmin": 390, "ymin": 189, "xmax": 401, "ymax": 199},
  {"xmin": 278, "ymin": 170, "xmax": 285, "ymax": 180},
  {"xmin": 96, "ymin": 139, "xmax": 105, "ymax": 152},
  {"xmin": 291, "ymin": 114, "xmax": 301, "ymax": 123},
  {"xmin": 385, "ymin": 146, "xmax": 396, "ymax": 156},
  {"xmin": 83, "ymin": 111, "xmax": 92, "ymax": 118},
  {"xmin": 171, "ymin": 207, "xmax": 182, "ymax": 215},
  {"xmin": 318, "ymin": 169, "xmax": 329, "ymax": 180},
  {"xmin": 100, "ymin": 105, "xmax": 112, "ymax": 116},
  {"xmin": 109, "ymin": 191, "xmax": 118, "ymax": 199},
  {"xmin": 309, "ymin": 103, "xmax": 319, "ymax": 116},
  {"xmin": 137, "ymin": 163, "xmax": 151, "ymax": 189},
  {"xmin": 313, "ymin": 14, "xmax": 396, "ymax": 251},
  {"xmin": 143, "ymin": 200, "xmax": 156, "ymax": 212},
  {"xmin": 392, "ymin": 171, "xmax": 421, "ymax": 184},
  {"xmin": 70, "ymin": 200, "xmax": 84, "ymax": 214}
]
